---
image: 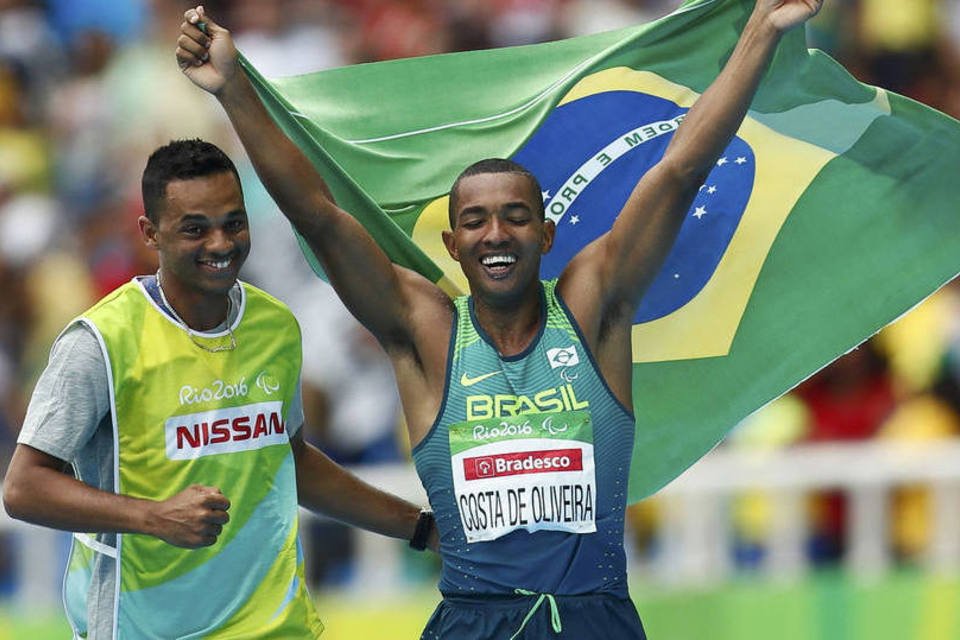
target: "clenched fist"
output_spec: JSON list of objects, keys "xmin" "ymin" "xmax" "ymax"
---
[{"xmin": 148, "ymin": 484, "xmax": 231, "ymax": 548}]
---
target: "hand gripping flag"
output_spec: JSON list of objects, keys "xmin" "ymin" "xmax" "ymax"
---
[{"xmin": 242, "ymin": 0, "xmax": 960, "ymax": 502}]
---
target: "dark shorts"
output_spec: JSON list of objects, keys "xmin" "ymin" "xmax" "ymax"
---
[{"xmin": 420, "ymin": 592, "xmax": 647, "ymax": 639}]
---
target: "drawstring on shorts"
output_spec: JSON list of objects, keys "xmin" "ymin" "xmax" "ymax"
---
[{"xmin": 509, "ymin": 588, "xmax": 562, "ymax": 639}]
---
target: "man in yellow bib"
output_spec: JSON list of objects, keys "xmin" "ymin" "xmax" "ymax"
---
[{"xmin": 2, "ymin": 139, "xmax": 435, "ymax": 639}]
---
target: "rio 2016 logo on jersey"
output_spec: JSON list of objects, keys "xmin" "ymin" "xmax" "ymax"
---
[
  {"xmin": 413, "ymin": 69, "xmax": 886, "ymax": 363},
  {"xmin": 179, "ymin": 377, "xmax": 249, "ymax": 406}
]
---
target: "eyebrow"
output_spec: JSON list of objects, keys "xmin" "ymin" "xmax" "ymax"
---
[
  {"xmin": 459, "ymin": 201, "xmax": 531, "ymax": 217},
  {"xmin": 178, "ymin": 209, "xmax": 247, "ymax": 223}
]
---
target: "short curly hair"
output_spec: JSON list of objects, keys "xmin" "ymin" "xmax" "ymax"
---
[{"xmin": 141, "ymin": 139, "xmax": 242, "ymax": 223}]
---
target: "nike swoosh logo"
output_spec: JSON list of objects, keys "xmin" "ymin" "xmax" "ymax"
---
[{"xmin": 460, "ymin": 371, "xmax": 503, "ymax": 387}]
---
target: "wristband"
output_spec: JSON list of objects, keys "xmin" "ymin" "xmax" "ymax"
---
[{"xmin": 409, "ymin": 508, "xmax": 434, "ymax": 551}]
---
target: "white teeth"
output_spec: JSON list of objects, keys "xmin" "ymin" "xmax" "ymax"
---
[
  {"xmin": 481, "ymin": 255, "xmax": 516, "ymax": 267},
  {"xmin": 205, "ymin": 259, "xmax": 231, "ymax": 269}
]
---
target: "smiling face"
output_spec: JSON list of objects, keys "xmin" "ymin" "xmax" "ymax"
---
[
  {"xmin": 139, "ymin": 171, "xmax": 250, "ymax": 305},
  {"xmin": 443, "ymin": 171, "xmax": 555, "ymax": 307}
]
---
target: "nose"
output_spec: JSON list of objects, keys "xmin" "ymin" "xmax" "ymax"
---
[
  {"xmin": 205, "ymin": 228, "xmax": 234, "ymax": 255},
  {"xmin": 482, "ymin": 217, "xmax": 509, "ymax": 246}
]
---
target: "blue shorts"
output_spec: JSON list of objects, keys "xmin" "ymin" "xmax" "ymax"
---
[{"xmin": 420, "ymin": 592, "xmax": 647, "ymax": 639}]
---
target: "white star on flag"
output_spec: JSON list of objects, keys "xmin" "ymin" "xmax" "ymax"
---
[
  {"xmin": 693, "ymin": 206, "xmax": 707, "ymax": 219},
  {"xmin": 735, "ymin": 156, "xmax": 748, "ymax": 164},
  {"xmin": 542, "ymin": 190, "xmax": 552, "ymax": 202},
  {"xmin": 570, "ymin": 215, "xmax": 580, "ymax": 225},
  {"xmin": 707, "ymin": 185, "xmax": 718, "ymax": 194},
  {"xmin": 717, "ymin": 157, "xmax": 728, "ymax": 166}
]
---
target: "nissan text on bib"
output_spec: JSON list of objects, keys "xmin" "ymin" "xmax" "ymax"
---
[{"xmin": 165, "ymin": 401, "xmax": 287, "ymax": 460}]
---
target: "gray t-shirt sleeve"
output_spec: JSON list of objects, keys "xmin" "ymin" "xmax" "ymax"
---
[{"xmin": 18, "ymin": 322, "xmax": 111, "ymax": 462}]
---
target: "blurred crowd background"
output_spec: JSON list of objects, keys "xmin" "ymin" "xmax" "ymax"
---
[{"xmin": 1, "ymin": 0, "xmax": 960, "ymax": 599}]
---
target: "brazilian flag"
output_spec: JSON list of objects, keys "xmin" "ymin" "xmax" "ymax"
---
[{"xmin": 242, "ymin": 0, "xmax": 960, "ymax": 502}]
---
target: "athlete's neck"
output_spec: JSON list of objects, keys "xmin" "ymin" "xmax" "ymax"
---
[{"xmin": 473, "ymin": 291, "xmax": 543, "ymax": 358}]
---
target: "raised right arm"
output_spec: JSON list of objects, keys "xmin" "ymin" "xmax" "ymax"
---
[{"xmin": 175, "ymin": 8, "xmax": 451, "ymax": 356}]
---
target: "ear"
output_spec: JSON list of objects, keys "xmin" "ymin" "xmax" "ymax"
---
[
  {"xmin": 442, "ymin": 229, "xmax": 460, "ymax": 262},
  {"xmin": 138, "ymin": 215, "xmax": 159, "ymax": 251},
  {"xmin": 540, "ymin": 219, "xmax": 556, "ymax": 255}
]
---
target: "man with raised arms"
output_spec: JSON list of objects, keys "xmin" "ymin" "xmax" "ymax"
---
[{"xmin": 176, "ymin": 1, "xmax": 822, "ymax": 637}]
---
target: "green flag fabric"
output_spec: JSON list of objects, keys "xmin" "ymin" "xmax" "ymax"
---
[{"xmin": 242, "ymin": 0, "xmax": 960, "ymax": 502}]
